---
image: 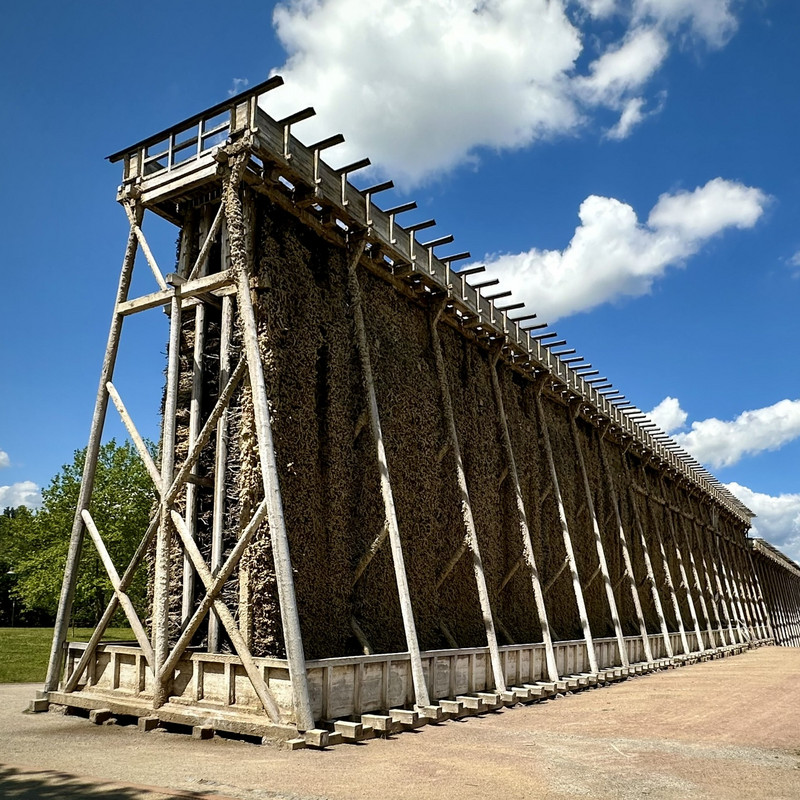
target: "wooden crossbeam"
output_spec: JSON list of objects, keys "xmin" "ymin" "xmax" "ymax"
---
[
  {"xmin": 170, "ymin": 511, "xmax": 282, "ymax": 722},
  {"xmin": 117, "ymin": 270, "xmax": 235, "ymax": 316}
]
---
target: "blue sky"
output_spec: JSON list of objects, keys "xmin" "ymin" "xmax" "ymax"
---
[{"xmin": 0, "ymin": 1, "xmax": 798, "ymax": 557}]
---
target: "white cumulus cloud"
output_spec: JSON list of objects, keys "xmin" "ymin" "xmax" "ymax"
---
[
  {"xmin": 0, "ymin": 481, "xmax": 41, "ymax": 510},
  {"xmin": 0, "ymin": 450, "xmax": 9, "ymax": 469},
  {"xmin": 268, "ymin": 0, "xmax": 583, "ymax": 186},
  {"xmin": 726, "ymin": 482, "xmax": 800, "ymax": 564},
  {"xmin": 674, "ymin": 399, "xmax": 800, "ymax": 469},
  {"xmin": 263, "ymin": 0, "xmax": 743, "ymax": 187},
  {"xmin": 647, "ymin": 396, "xmax": 688, "ymax": 434},
  {"xmin": 478, "ymin": 178, "xmax": 768, "ymax": 321},
  {"xmin": 632, "ymin": 0, "xmax": 738, "ymax": 48}
]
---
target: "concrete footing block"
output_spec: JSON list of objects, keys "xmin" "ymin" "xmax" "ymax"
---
[
  {"xmin": 138, "ymin": 716, "xmax": 160, "ymax": 732},
  {"xmin": 27, "ymin": 698, "xmax": 50, "ymax": 713}
]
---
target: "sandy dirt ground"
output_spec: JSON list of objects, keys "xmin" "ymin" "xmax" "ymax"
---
[{"xmin": 1, "ymin": 645, "xmax": 799, "ymax": 800}]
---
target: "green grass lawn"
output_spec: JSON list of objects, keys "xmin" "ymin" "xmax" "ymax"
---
[{"xmin": 0, "ymin": 626, "xmax": 137, "ymax": 683}]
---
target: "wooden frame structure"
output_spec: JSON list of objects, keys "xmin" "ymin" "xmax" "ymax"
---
[{"xmin": 35, "ymin": 80, "xmax": 797, "ymax": 748}]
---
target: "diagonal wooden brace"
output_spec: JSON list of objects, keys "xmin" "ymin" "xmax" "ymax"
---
[
  {"xmin": 160, "ymin": 497, "xmax": 270, "ymax": 678},
  {"xmin": 170, "ymin": 510, "xmax": 282, "ymax": 722},
  {"xmin": 188, "ymin": 201, "xmax": 226, "ymax": 281},
  {"xmin": 106, "ymin": 382, "xmax": 163, "ymax": 493},
  {"xmin": 124, "ymin": 204, "xmax": 168, "ymax": 290},
  {"xmin": 352, "ymin": 522, "xmax": 390, "ymax": 585},
  {"xmin": 63, "ymin": 356, "xmax": 246, "ymax": 692},
  {"xmin": 81, "ymin": 510, "xmax": 155, "ymax": 669}
]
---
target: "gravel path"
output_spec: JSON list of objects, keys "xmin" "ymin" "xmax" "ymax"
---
[{"xmin": 1, "ymin": 646, "xmax": 799, "ymax": 799}]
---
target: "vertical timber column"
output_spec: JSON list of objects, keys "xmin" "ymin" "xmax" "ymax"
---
[
  {"xmin": 779, "ymin": 570, "xmax": 800, "ymax": 644},
  {"xmin": 722, "ymin": 534, "xmax": 757, "ymax": 640},
  {"xmin": 660, "ymin": 479, "xmax": 705, "ymax": 653},
  {"xmin": 624, "ymin": 455, "xmax": 672, "ymax": 658},
  {"xmin": 688, "ymin": 514, "xmax": 724, "ymax": 649},
  {"xmin": 761, "ymin": 563, "xmax": 786, "ymax": 644},
  {"xmin": 181, "ymin": 210, "xmax": 204, "ymax": 624},
  {"xmin": 348, "ymin": 240, "xmax": 430, "ymax": 710},
  {"xmin": 735, "ymin": 541, "xmax": 768, "ymax": 640},
  {"xmin": 45, "ymin": 204, "xmax": 141, "ymax": 693},
  {"xmin": 533, "ymin": 385, "xmax": 598, "ymax": 674},
  {"xmin": 747, "ymin": 549, "xmax": 775, "ymax": 641},
  {"xmin": 597, "ymin": 433, "xmax": 653, "ymax": 663},
  {"xmin": 714, "ymin": 524, "xmax": 748, "ymax": 642},
  {"xmin": 489, "ymin": 355, "xmax": 559, "ymax": 682},
  {"xmin": 705, "ymin": 523, "xmax": 739, "ymax": 645},
  {"xmin": 430, "ymin": 306, "xmax": 505, "ymax": 692},
  {"xmin": 676, "ymin": 506, "xmax": 716, "ymax": 649},
  {"xmin": 153, "ymin": 291, "xmax": 182, "ymax": 707},
  {"xmin": 568, "ymin": 406, "xmax": 628, "ymax": 668},
  {"xmin": 224, "ymin": 159, "xmax": 314, "ymax": 731},
  {"xmin": 641, "ymin": 470, "xmax": 691, "ymax": 655},
  {"xmin": 209, "ymin": 287, "xmax": 233, "ymax": 652}
]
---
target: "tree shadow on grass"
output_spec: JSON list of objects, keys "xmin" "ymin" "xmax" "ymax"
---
[{"xmin": 0, "ymin": 764, "xmax": 219, "ymax": 799}]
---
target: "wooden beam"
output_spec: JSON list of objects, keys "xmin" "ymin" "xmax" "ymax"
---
[
  {"xmin": 152, "ymin": 292, "xmax": 182, "ymax": 708},
  {"xmin": 568, "ymin": 410, "xmax": 628, "ymax": 668},
  {"xmin": 622, "ymin": 455, "xmax": 673, "ymax": 658},
  {"xmin": 348, "ymin": 237, "xmax": 430, "ymax": 710},
  {"xmin": 430, "ymin": 304, "xmax": 506, "ymax": 692},
  {"xmin": 490, "ymin": 358, "xmax": 558, "ymax": 682},
  {"xmin": 533, "ymin": 390, "xmax": 598, "ymax": 674},
  {"xmin": 226, "ymin": 164, "xmax": 314, "ymax": 731},
  {"xmin": 45, "ymin": 205, "xmax": 141, "ymax": 694},
  {"xmin": 597, "ymin": 434, "xmax": 652, "ymax": 662}
]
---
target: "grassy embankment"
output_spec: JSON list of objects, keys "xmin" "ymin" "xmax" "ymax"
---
[{"xmin": 0, "ymin": 627, "xmax": 136, "ymax": 683}]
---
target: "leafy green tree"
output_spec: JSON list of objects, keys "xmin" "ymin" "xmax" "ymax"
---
[{"xmin": 5, "ymin": 440, "xmax": 156, "ymax": 626}]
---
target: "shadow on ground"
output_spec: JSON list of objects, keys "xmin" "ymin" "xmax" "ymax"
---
[{"xmin": 0, "ymin": 764, "xmax": 212, "ymax": 799}]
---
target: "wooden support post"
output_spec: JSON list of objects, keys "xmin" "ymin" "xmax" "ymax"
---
[
  {"xmin": 761, "ymin": 563, "xmax": 785, "ymax": 644},
  {"xmin": 722, "ymin": 533, "xmax": 757, "ymax": 640},
  {"xmin": 224, "ymin": 160, "xmax": 314, "ymax": 731},
  {"xmin": 568, "ymin": 409, "xmax": 627, "ymax": 668},
  {"xmin": 640, "ymin": 470, "xmax": 691, "ymax": 655},
  {"xmin": 430, "ymin": 305, "xmax": 506, "ymax": 691},
  {"xmin": 706, "ymin": 524, "xmax": 739, "ymax": 645},
  {"xmin": 347, "ymin": 238, "xmax": 430, "ymax": 710},
  {"xmin": 152, "ymin": 292, "xmax": 182, "ymax": 708},
  {"xmin": 597, "ymin": 434, "xmax": 652, "ymax": 663},
  {"xmin": 45, "ymin": 205, "xmax": 141, "ymax": 694},
  {"xmin": 489, "ymin": 356, "xmax": 558, "ymax": 682},
  {"xmin": 678, "ymin": 508, "xmax": 716, "ymax": 648},
  {"xmin": 181, "ymin": 210, "xmax": 207, "ymax": 624},
  {"xmin": 733, "ymin": 540, "xmax": 766, "ymax": 639},
  {"xmin": 659, "ymin": 479, "xmax": 705, "ymax": 653},
  {"xmin": 208, "ymin": 291, "xmax": 233, "ymax": 653},
  {"xmin": 623, "ymin": 460, "xmax": 673, "ymax": 657},
  {"xmin": 533, "ymin": 388, "xmax": 598, "ymax": 675},
  {"xmin": 747, "ymin": 549, "xmax": 775, "ymax": 641},
  {"xmin": 714, "ymin": 528, "xmax": 748, "ymax": 642},
  {"xmin": 688, "ymin": 515, "xmax": 724, "ymax": 648}
]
